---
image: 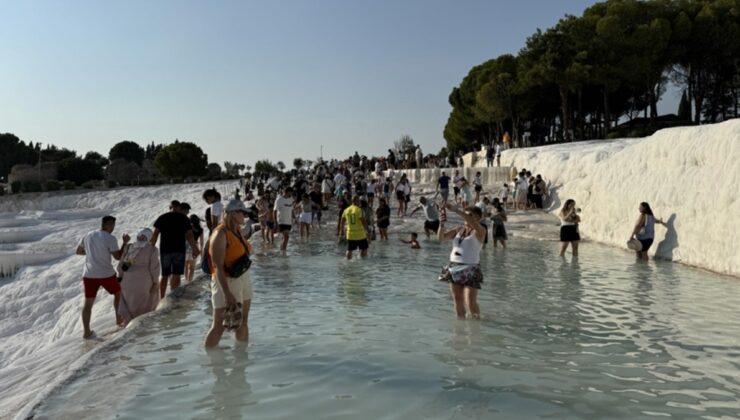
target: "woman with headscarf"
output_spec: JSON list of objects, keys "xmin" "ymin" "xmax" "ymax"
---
[{"xmin": 117, "ymin": 228, "xmax": 160, "ymax": 326}]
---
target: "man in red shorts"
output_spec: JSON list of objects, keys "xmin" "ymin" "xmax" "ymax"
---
[{"xmin": 76, "ymin": 215, "xmax": 129, "ymax": 339}]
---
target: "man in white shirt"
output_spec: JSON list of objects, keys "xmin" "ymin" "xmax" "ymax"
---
[
  {"xmin": 76, "ymin": 215, "xmax": 129, "ymax": 339},
  {"xmin": 409, "ymin": 197, "xmax": 440, "ymax": 238},
  {"xmin": 475, "ymin": 197, "xmax": 491, "ymax": 247},
  {"xmin": 333, "ymin": 172, "xmax": 347, "ymax": 196},
  {"xmin": 202, "ymin": 189, "xmax": 223, "ymax": 232},
  {"xmin": 452, "ymin": 170, "xmax": 463, "ymax": 204},
  {"xmin": 273, "ymin": 187, "xmax": 296, "ymax": 251}
]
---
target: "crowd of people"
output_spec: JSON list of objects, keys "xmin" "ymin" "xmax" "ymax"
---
[{"xmin": 75, "ymin": 153, "xmax": 667, "ymax": 344}]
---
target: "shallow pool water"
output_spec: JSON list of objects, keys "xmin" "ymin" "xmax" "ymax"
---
[{"xmin": 34, "ymin": 226, "xmax": 740, "ymax": 419}]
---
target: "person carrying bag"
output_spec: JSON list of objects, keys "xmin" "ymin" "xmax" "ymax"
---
[{"xmin": 204, "ymin": 199, "xmax": 254, "ymax": 348}]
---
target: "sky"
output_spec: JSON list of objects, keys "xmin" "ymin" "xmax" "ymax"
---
[{"xmin": 0, "ymin": 0, "xmax": 680, "ymax": 168}]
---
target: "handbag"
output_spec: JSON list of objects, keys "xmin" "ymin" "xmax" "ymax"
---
[
  {"xmin": 225, "ymin": 230, "xmax": 252, "ymax": 278},
  {"xmin": 226, "ymin": 254, "xmax": 251, "ymax": 278},
  {"xmin": 627, "ymin": 238, "xmax": 643, "ymax": 251}
]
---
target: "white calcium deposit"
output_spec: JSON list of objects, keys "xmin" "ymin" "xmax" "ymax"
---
[
  {"xmin": 489, "ymin": 120, "xmax": 740, "ymax": 277},
  {"xmin": 0, "ymin": 181, "xmax": 240, "ymax": 418}
]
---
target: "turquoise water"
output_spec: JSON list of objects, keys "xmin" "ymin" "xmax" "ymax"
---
[{"xmin": 34, "ymin": 227, "xmax": 740, "ymax": 419}]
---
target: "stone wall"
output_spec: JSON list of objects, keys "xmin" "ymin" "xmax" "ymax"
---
[{"xmin": 8, "ymin": 162, "xmax": 58, "ymax": 185}]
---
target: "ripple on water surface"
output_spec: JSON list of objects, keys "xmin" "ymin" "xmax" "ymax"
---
[{"xmin": 35, "ymin": 229, "xmax": 740, "ymax": 419}]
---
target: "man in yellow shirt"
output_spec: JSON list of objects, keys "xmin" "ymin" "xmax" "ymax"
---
[{"xmin": 340, "ymin": 196, "xmax": 369, "ymax": 259}]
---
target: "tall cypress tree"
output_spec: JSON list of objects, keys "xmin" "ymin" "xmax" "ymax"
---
[{"xmin": 678, "ymin": 89, "xmax": 691, "ymax": 121}]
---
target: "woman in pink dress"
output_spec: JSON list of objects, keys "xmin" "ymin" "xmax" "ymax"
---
[{"xmin": 117, "ymin": 228, "xmax": 160, "ymax": 326}]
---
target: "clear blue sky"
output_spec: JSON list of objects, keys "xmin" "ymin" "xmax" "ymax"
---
[{"xmin": 0, "ymin": 0, "xmax": 679, "ymax": 168}]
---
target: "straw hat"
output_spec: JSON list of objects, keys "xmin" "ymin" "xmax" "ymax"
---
[{"xmin": 626, "ymin": 238, "xmax": 642, "ymax": 251}]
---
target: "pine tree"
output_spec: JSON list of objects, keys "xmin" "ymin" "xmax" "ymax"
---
[{"xmin": 678, "ymin": 89, "xmax": 691, "ymax": 121}]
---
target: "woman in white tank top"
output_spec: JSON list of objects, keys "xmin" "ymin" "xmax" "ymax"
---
[{"xmin": 437, "ymin": 203, "xmax": 487, "ymax": 319}]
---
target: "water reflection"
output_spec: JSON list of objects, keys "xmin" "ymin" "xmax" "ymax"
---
[
  {"xmin": 32, "ymin": 237, "xmax": 740, "ymax": 420},
  {"xmin": 337, "ymin": 262, "xmax": 369, "ymax": 307},
  {"xmin": 202, "ymin": 347, "xmax": 253, "ymax": 420}
]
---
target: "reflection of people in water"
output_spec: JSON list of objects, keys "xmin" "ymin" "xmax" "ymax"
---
[
  {"xmin": 338, "ymin": 264, "xmax": 369, "ymax": 307},
  {"xmin": 207, "ymin": 347, "xmax": 252, "ymax": 420}
]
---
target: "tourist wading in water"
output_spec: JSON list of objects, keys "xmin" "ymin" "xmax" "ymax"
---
[
  {"xmin": 559, "ymin": 199, "xmax": 581, "ymax": 257},
  {"xmin": 205, "ymin": 199, "xmax": 254, "ymax": 348},
  {"xmin": 116, "ymin": 228, "xmax": 160, "ymax": 327},
  {"xmin": 151, "ymin": 201, "xmax": 200, "ymax": 298},
  {"xmin": 437, "ymin": 203, "xmax": 486, "ymax": 319},
  {"xmin": 76, "ymin": 215, "xmax": 130, "ymax": 339},
  {"xmin": 340, "ymin": 196, "xmax": 369, "ymax": 260},
  {"xmin": 630, "ymin": 202, "xmax": 666, "ymax": 261}
]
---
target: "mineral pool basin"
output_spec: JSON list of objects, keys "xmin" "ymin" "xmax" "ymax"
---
[{"xmin": 34, "ymin": 230, "xmax": 740, "ymax": 419}]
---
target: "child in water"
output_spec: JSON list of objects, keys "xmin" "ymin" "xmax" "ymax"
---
[{"xmin": 400, "ymin": 232, "xmax": 421, "ymax": 249}]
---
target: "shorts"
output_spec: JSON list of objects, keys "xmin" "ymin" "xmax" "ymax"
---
[
  {"xmin": 347, "ymin": 238, "xmax": 369, "ymax": 251},
  {"xmin": 560, "ymin": 225, "xmax": 580, "ymax": 242},
  {"xmin": 424, "ymin": 220, "xmax": 440, "ymax": 232},
  {"xmin": 367, "ymin": 193, "xmax": 375, "ymax": 198},
  {"xmin": 83, "ymin": 275, "xmax": 121, "ymax": 299},
  {"xmin": 377, "ymin": 221, "xmax": 390, "ymax": 229},
  {"xmin": 440, "ymin": 188, "xmax": 449, "ymax": 200},
  {"xmin": 639, "ymin": 238, "xmax": 654, "ymax": 253},
  {"xmin": 311, "ymin": 208, "xmax": 322, "ymax": 221},
  {"xmin": 405, "ymin": 194, "xmax": 411, "ymax": 203},
  {"xmin": 211, "ymin": 272, "xmax": 253, "ymax": 310},
  {"xmin": 474, "ymin": 185, "xmax": 482, "ymax": 192},
  {"xmin": 161, "ymin": 252, "xmax": 186, "ymax": 276},
  {"xmin": 279, "ymin": 224, "xmax": 292, "ymax": 232},
  {"xmin": 453, "ymin": 187, "xmax": 460, "ymax": 196},
  {"xmin": 396, "ymin": 191, "xmax": 405, "ymax": 201},
  {"xmin": 265, "ymin": 221, "xmax": 275, "ymax": 230},
  {"xmin": 439, "ymin": 263, "xmax": 483, "ymax": 289},
  {"xmin": 493, "ymin": 223, "xmax": 508, "ymax": 240},
  {"xmin": 299, "ymin": 212, "xmax": 312, "ymax": 224}
]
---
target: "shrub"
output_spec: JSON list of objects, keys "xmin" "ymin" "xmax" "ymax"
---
[
  {"xmin": 62, "ymin": 180, "xmax": 76, "ymax": 190},
  {"xmin": 23, "ymin": 181, "xmax": 42, "ymax": 193},
  {"xmin": 106, "ymin": 180, "xmax": 118, "ymax": 188},
  {"xmin": 82, "ymin": 180, "xmax": 96, "ymax": 189},
  {"xmin": 0, "ymin": 185, "xmax": 5, "ymax": 196},
  {"xmin": 11, "ymin": 181, "xmax": 21, "ymax": 194},
  {"xmin": 57, "ymin": 157, "xmax": 104, "ymax": 186},
  {"xmin": 45, "ymin": 180, "xmax": 61, "ymax": 191}
]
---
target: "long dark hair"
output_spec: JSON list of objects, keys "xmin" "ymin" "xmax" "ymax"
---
[
  {"xmin": 640, "ymin": 202, "xmax": 654, "ymax": 216},
  {"xmin": 560, "ymin": 199, "xmax": 576, "ymax": 215},
  {"xmin": 492, "ymin": 197, "xmax": 504, "ymax": 212},
  {"xmin": 190, "ymin": 214, "xmax": 204, "ymax": 239}
]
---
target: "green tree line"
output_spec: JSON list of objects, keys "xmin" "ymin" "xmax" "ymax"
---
[
  {"xmin": 444, "ymin": 0, "xmax": 740, "ymax": 152},
  {"xmin": 0, "ymin": 134, "xmax": 221, "ymax": 189}
]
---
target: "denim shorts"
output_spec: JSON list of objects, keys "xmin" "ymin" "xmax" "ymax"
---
[{"xmin": 161, "ymin": 252, "xmax": 186, "ymax": 276}]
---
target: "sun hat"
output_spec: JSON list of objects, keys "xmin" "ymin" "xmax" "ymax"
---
[
  {"xmin": 627, "ymin": 238, "xmax": 643, "ymax": 251},
  {"xmin": 224, "ymin": 199, "xmax": 247, "ymax": 213}
]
